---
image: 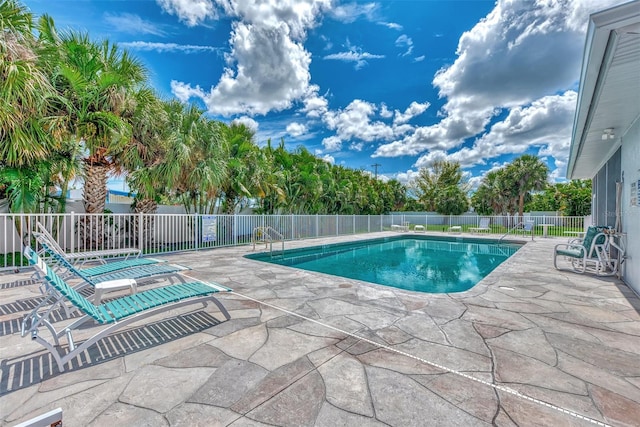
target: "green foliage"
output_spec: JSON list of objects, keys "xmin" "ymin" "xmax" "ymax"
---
[
  {"xmin": 434, "ymin": 186, "xmax": 469, "ymax": 215},
  {"xmin": 411, "ymin": 160, "xmax": 469, "ymax": 215},
  {"xmin": 0, "ymin": 166, "xmax": 44, "ymax": 212},
  {"xmin": 525, "ymin": 179, "xmax": 591, "ymax": 216},
  {"xmin": 471, "ymin": 155, "xmax": 549, "ymax": 216}
]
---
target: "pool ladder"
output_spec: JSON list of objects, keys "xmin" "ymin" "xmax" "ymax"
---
[{"xmin": 252, "ymin": 226, "xmax": 285, "ymax": 257}]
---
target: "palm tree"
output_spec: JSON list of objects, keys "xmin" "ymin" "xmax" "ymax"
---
[
  {"xmin": 0, "ymin": 0, "xmax": 54, "ymax": 169},
  {"xmin": 504, "ymin": 155, "xmax": 549, "ymax": 221},
  {"xmin": 122, "ymin": 88, "xmax": 169, "ymax": 213},
  {"xmin": 1, "ymin": 0, "xmax": 57, "ymax": 217},
  {"xmin": 37, "ymin": 19, "xmax": 144, "ymax": 223},
  {"xmin": 412, "ymin": 160, "xmax": 469, "ymax": 215},
  {"xmin": 164, "ymin": 101, "xmax": 226, "ymax": 214},
  {"xmin": 37, "ymin": 18, "xmax": 147, "ymax": 246},
  {"xmin": 118, "ymin": 88, "xmax": 173, "ymax": 248},
  {"xmin": 218, "ymin": 122, "xmax": 263, "ymax": 215}
]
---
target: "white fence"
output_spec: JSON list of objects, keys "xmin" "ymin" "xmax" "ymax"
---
[{"xmin": 0, "ymin": 213, "xmax": 587, "ymax": 270}]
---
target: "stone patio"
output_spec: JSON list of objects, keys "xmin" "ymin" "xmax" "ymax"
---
[{"xmin": 1, "ymin": 232, "xmax": 639, "ymax": 426}]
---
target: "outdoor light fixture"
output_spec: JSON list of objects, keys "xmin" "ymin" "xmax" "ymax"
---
[{"xmin": 602, "ymin": 128, "xmax": 615, "ymax": 140}]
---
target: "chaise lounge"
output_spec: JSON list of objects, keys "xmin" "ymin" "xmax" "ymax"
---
[
  {"xmin": 36, "ymin": 222, "xmax": 141, "ymax": 265},
  {"xmin": 469, "ymin": 218, "xmax": 491, "ymax": 234},
  {"xmin": 22, "ymin": 246, "xmax": 231, "ymax": 372}
]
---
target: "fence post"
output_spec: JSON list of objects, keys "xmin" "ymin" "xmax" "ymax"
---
[
  {"xmin": 70, "ymin": 211, "xmax": 75, "ymax": 253},
  {"xmin": 234, "ymin": 214, "xmax": 238, "ymax": 246},
  {"xmin": 138, "ymin": 212, "xmax": 144, "ymax": 253},
  {"xmin": 336, "ymin": 214, "xmax": 338, "ymax": 236},
  {"xmin": 194, "ymin": 213, "xmax": 199, "ymax": 251}
]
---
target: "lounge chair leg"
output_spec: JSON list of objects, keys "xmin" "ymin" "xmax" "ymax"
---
[
  {"xmin": 210, "ymin": 297, "xmax": 231, "ymax": 321},
  {"xmin": 32, "ymin": 332, "xmax": 66, "ymax": 373}
]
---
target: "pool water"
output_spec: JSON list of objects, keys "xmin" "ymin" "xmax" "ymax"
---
[{"xmin": 245, "ymin": 235, "xmax": 522, "ymax": 293}]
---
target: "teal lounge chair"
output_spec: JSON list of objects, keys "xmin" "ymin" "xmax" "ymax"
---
[
  {"xmin": 35, "ymin": 234, "xmax": 189, "ymax": 287},
  {"xmin": 22, "ymin": 246, "xmax": 231, "ymax": 372},
  {"xmin": 553, "ymin": 226, "xmax": 612, "ymax": 275}
]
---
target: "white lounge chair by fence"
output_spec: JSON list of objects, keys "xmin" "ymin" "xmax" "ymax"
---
[{"xmin": 469, "ymin": 218, "xmax": 491, "ymax": 234}]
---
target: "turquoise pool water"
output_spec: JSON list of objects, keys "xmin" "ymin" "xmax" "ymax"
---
[{"xmin": 245, "ymin": 235, "xmax": 522, "ymax": 293}]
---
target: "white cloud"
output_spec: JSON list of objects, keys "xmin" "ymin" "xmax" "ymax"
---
[
  {"xmin": 320, "ymin": 35, "xmax": 333, "ymax": 50},
  {"xmin": 105, "ymin": 13, "xmax": 166, "ymax": 36},
  {"xmin": 322, "ymin": 154, "xmax": 335, "ymax": 164},
  {"xmin": 300, "ymin": 86, "xmax": 329, "ymax": 119},
  {"xmin": 330, "ymin": 2, "xmax": 378, "ymax": 23},
  {"xmin": 381, "ymin": 22, "xmax": 402, "ymax": 31},
  {"xmin": 120, "ymin": 41, "xmax": 219, "ymax": 53},
  {"xmin": 181, "ymin": 22, "xmax": 311, "ymax": 115},
  {"xmin": 324, "ymin": 100, "xmax": 395, "ymax": 143},
  {"xmin": 409, "ymin": 91, "xmax": 577, "ymax": 170},
  {"xmin": 393, "ymin": 101, "xmax": 430, "ymax": 125},
  {"xmin": 169, "ymin": 0, "xmax": 331, "ymax": 116},
  {"xmin": 322, "ymin": 135, "xmax": 342, "ymax": 152},
  {"xmin": 171, "ymin": 80, "xmax": 205, "ymax": 103},
  {"xmin": 349, "ymin": 141, "xmax": 364, "ymax": 151},
  {"xmin": 217, "ymin": 0, "xmax": 331, "ymax": 40},
  {"xmin": 156, "ymin": 0, "xmax": 217, "ymax": 26},
  {"xmin": 323, "ymin": 45, "xmax": 385, "ymax": 70},
  {"xmin": 373, "ymin": 0, "xmax": 625, "ymax": 163},
  {"xmin": 413, "ymin": 55, "xmax": 425, "ymax": 62},
  {"xmin": 394, "ymin": 169, "xmax": 419, "ymax": 185},
  {"xmin": 286, "ymin": 122, "xmax": 307, "ymax": 137},
  {"xmin": 232, "ymin": 116, "xmax": 259, "ymax": 132},
  {"xmin": 379, "ymin": 103, "xmax": 393, "ymax": 119},
  {"xmin": 395, "ymin": 34, "xmax": 413, "ymax": 57}
]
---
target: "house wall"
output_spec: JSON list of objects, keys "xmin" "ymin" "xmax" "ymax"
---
[
  {"xmin": 592, "ymin": 148, "xmax": 621, "ymax": 228},
  {"xmin": 620, "ymin": 118, "xmax": 640, "ymax": 294}
]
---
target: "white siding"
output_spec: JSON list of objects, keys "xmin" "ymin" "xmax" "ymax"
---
[{"xmin": 621, "ymin": 117, "xmax": 640, "ymax": 293}]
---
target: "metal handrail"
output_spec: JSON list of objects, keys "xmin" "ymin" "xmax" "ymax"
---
[
  {"xmin": 252, "ymin": 226, "xmax": 285, "ymax": 256},
  {"xmin": 499, "ymin": 221, "xmax": 534, "ymax": 242}
]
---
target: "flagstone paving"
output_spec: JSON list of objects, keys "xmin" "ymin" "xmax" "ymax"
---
[{"xmin": 1, "ymin": 232, "xmax": 640, "ymax": 426}]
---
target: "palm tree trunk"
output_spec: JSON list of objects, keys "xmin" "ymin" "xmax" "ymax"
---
[
  {"xmin": 134, "ymin": 198, "xmax": 157, "ymax": 249},
  {"xmin": 81, "ymin": 163, "xmax": 108, "ymax": 248},
  {"xmin": 519, "ymin": 193, "xmax": 525, "ymax": 223}
]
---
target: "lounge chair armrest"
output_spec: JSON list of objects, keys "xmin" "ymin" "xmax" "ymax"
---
[
  {"xmin": 93, "ymin": 278, "xmax": 137, "ymax": 303},
  {"xmin": 554, "ymin": 243, "xmax": 586, "ymax": 259}
]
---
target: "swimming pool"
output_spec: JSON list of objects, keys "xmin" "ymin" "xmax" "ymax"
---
[{"xmin": 245, "ymin": 235, "xmax": 522, "ymax": 293}]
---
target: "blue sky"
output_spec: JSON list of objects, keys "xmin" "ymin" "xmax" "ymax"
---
[{"xmin": 23, "ymin": 0, "xmax": 626, "ymax": 190}]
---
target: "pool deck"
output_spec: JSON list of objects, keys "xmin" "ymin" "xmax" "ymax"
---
[{"xmin": 1, "ymin": 232, "xmax": 639, "ymax": 426}]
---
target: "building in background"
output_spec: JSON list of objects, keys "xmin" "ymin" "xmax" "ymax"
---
[{"xmin": 567, "ymin": 0, "xmax": 640, "ymax": 293}]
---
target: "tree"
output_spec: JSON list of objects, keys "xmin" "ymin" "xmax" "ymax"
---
[
  {"xmin": 122, "ymin": 88, "xmax": 170, "ymax": 214},
  {"xmin": 471, "ymin": 169, "xmax": 518, "ymax": 215},
  {"xmin": 435, "ymin": 185, "xmax": 469, "ymax": 215},
  {"xmin": 0, "ymin": 0, "xmax": 56, "ymax": 214},
  {"xmin": 558, "ymin": 180, "xmax": 591, "ymax": 216},
  {"xmin": 163, "ymin": 101, "xmax": 226, "ymax": 214},
  {"xmin": 38, "ymin": 18, "xmax": 147, "ymax": 220},
  {"xmin": 218, "ymin": 123, "xmax": 262, "ymax": 215},
  {"xmin": 525, "ymin": 179, "xmax": 591, "ymax": 216},
  {"xmin": 503, "ymin": 155, "xmax": 549, "ymax": 221},
  {"xmin": 0, "ymin": 0, "xmax": 53, "ymax": 169},
  {"xmin": 412, "ymin": 160, "xmax": 469, "ymax": 215}
]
